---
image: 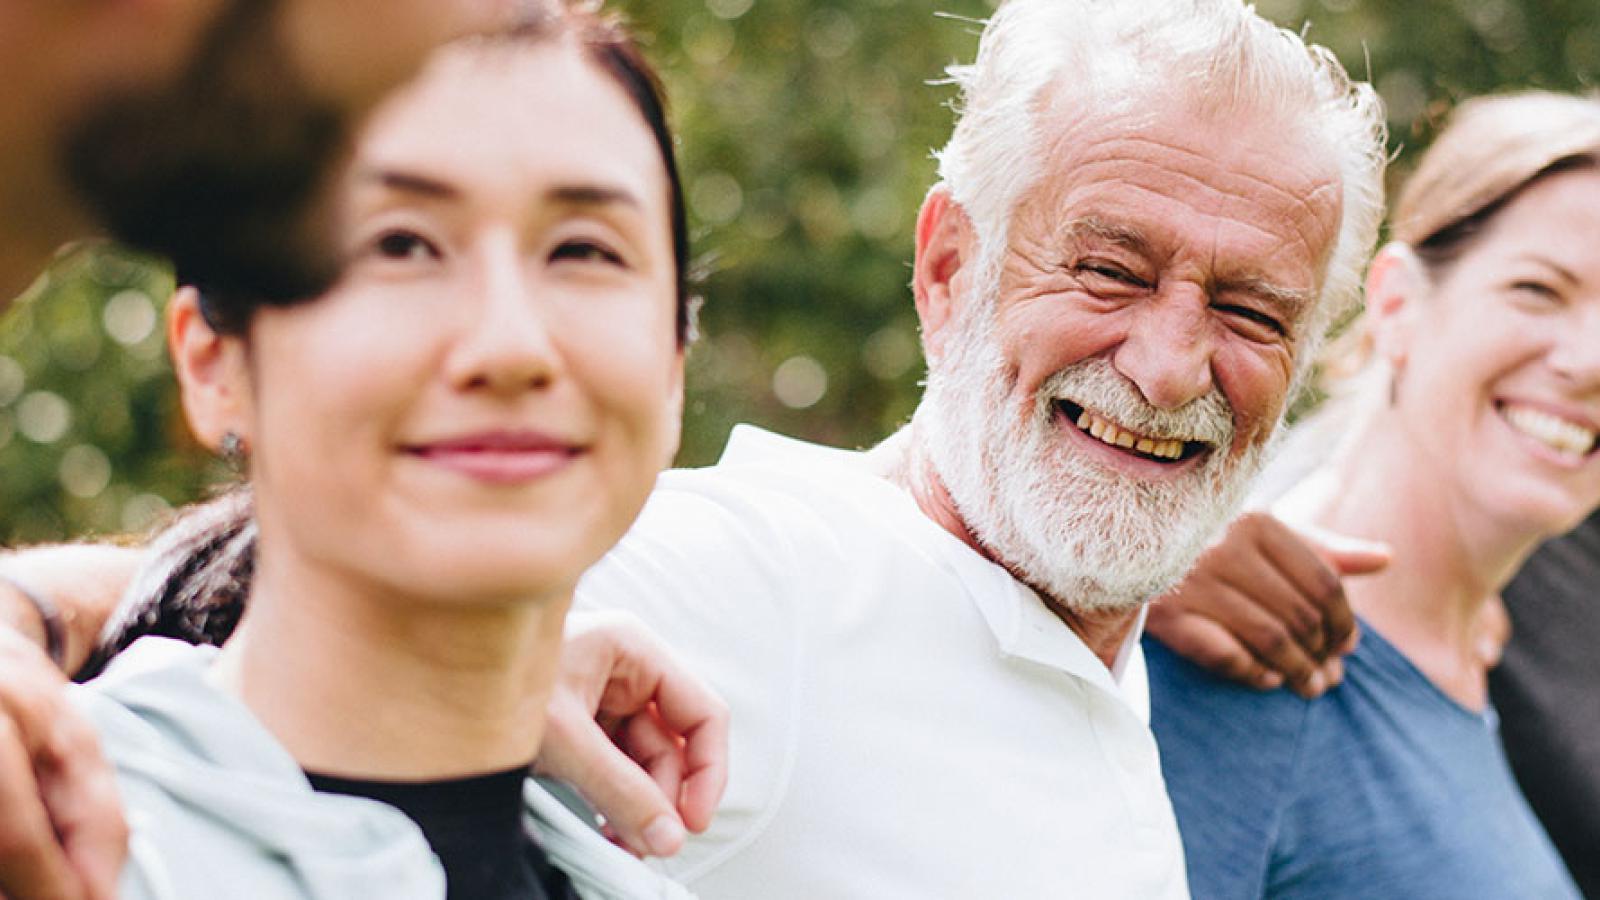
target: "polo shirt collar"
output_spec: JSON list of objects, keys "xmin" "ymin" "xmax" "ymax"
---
[{"xmin": 951, "ymin": 552, "xmax": 1151, "ymax": 723}]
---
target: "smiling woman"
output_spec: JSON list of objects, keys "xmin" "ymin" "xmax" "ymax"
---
[{"xmin": 67, "ymin": 8, "xmax": 695, "ymax": 900}]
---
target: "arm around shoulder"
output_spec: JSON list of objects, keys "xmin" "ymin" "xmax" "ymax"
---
[{"xmin": 0, "ymin": 542, "xmax": 145, "ymax": 676}]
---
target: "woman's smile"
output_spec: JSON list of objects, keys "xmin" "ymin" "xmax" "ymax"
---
[
  {"xmin": 402, "ymin": 429, "xmax": 587, "ymax": 485},
  {"xmin": 1493, "ymin": 399, "xmax": 1600, "ymax": 467}
]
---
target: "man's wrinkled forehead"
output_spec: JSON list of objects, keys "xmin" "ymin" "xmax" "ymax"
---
[{"xmin": 1027, "ymin": 83, "xmax": 1345, "ymax": 296}]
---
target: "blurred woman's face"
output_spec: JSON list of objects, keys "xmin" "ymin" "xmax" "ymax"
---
[
  {"xmin": 234, "ymin": 41, "xmax": 683, "ymax": 605},
  {"xmin": 1396, "ymin": 166, "xmax": 1600, "ymax": 535}
]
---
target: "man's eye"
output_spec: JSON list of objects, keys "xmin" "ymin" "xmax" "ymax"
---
[
  {"xmin": 1216, "ymin": 303, "xmax": 1287, "ymax": 338},
  {"xmin": 373, "ymin": 230, "xmax": 440, "ymax": 262},
  {"xmin": 1076, "ymin": 262, "xmax": 1149, "ymax": 289}
]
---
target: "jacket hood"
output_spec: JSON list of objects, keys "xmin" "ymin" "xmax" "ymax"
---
[{"xmin": 75, "ymin": 638, "xmax": 694, "ymax": 900}]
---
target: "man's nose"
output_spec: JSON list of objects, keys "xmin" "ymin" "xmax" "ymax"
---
[
  {"xmin": 444, "ymin": 243, "xmax": 560, "ymax": 394},
  {"xmin": 1112, "ymin": 288, "xmax": 1215, "ymax": 410}
]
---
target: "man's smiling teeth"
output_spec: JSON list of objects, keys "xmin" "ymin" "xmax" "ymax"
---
[
  {"xmin": 1073, "ymin": 409, "xmax": 1185, "ymax": 459},
  {"xmin": 1502, "ymin": 404, "xmax": 1598, "ymax": 457}
]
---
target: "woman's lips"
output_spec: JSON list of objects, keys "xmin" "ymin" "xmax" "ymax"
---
[{"xmin": 404, "ymin": 431, "xmax": 583, "ymax": 485}]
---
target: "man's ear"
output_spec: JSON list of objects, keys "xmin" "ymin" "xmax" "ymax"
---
[
  {"xmin": 912, "ymin": 185, "xmax": 977, "ymax": 362},
  {"xmin": 166, "ymin": 287, "xmax": 251, "ymax": 452},
  {"xmin": 1364, "ymin": 243, "xmax": 1427, "ymax": 369}
]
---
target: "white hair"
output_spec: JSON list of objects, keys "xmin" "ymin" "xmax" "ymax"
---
[{"xmin": 934, "ymin": 0, "xmax": 1388, "ymax": 360}]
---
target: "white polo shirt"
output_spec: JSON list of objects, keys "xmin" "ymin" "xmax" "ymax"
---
[{"xmin": 575, "ymin": 426, "xmax": 1189, "ymax": 899}]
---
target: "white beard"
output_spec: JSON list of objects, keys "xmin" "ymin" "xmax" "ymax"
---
[{"xmin": 917, "ymin": 282, "xmax": 1275, "ymax": 614}]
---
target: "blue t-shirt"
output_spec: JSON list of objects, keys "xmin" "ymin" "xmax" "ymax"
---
[{"xmin": 1146, "ymin": 621, "xmax": 1580, "ymax": 900}]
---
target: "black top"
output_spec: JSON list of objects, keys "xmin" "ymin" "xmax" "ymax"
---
[
  {"xmin": 1494, "ymin": 509, "xmax": 1600, "ymax": 899},
  {"xmin": 306, "ymin": 766, "xmax": 581, "ymax": 900}
]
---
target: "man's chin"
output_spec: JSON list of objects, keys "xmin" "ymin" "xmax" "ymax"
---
[{"xmin": 1017, "ymin": 560, "xmax": 1183, "ymax": 617}]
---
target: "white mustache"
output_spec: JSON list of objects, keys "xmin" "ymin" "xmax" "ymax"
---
[{"xmin": 1040, "ymin": 357, "xmax": 1234, "ymax": 447}]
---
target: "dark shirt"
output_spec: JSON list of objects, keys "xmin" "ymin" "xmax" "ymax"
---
[
  {"xmin": 1147, "ymin": 622, "xmax": 1578, "ymax": 899},
  {"xmin": 1495, "ymin": 510, "xmax": 1600, "ymax": 899},
  {"xmin": 307, "ymin": 767, "xmax": 580, "ymax": 900}
]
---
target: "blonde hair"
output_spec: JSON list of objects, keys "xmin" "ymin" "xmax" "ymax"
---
[
  {"xmin": 1325, "ymin": 91, "xmax": 1600, "ymax": 383},
  {"xmin": 1395, "ymin": 92, "xmax": 1600, "ymax": 253},
  {"xmin": 933, "ymin": 0, "xmax": 1387, "ymax": 356}
]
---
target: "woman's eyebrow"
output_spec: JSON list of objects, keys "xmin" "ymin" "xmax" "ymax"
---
[
  {"xmin": 358, "ymin": 168, "xmax": 460, "ymax": 199},
  {"xmin": 547, "ymin": 183, "xmax": 641, "ymax": 209},
  {"xmin": 1515, "ymin": 252, "xmax": 1580, "ymax": 286}
]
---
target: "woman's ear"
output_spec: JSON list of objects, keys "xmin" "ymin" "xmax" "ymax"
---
[
  {"xmin": 166, "ymin": 287, "xmax": 251, "ymax": 452},
  {"xmin": 1365, "ymin": 243, "xmax": 1428, "ymax": 370}
]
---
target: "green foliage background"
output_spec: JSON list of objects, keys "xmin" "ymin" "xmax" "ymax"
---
[{"xmin": 2, "ymin": 0, "xmax": 1597, "ymax": 542}]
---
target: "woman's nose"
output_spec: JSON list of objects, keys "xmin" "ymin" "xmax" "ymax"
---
[
  {"xmin": 444, "ymin": 244, "xmax": 561, "ymax": 394},
  {"xmin": 1548, "ymin": 301, "xmax": 1600, "ymax": 392}
]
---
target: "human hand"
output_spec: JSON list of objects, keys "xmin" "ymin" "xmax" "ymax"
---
[
  {"xmin": 1147, "ymin": 511, "xmax": 1390, "ymax": 699},
  {"xmin": 0, "ymin": 627, "xmax": 125, "ymax": 900},
  {"xmin": 537, "ymin": 611, "xmax": 729, "ymax": 858}
]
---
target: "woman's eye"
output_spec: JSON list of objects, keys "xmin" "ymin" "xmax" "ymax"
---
[
  {"xmin": 1216, "ymin": 303, "xmax": 1287, "ymax": 339},
  {"xmin": 372, "ymin": 230, "xmax": 440, "ymax": 263},
  {"xmin": 551, "ymin": 240, "xmax": 625, "ymax": 266},
  {"xmin": 1512, "ymin": 280, "xmax": 1563, "ymax": 304}
]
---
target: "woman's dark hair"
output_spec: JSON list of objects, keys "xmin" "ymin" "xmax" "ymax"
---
[
  {"xmin": 575, "ymin": 11, "xmax": 695, "ymax": 346},
  {"xmin": 198, "ymin": 3, "xmax": 694, "ymax": 346},
  {"xmin": 90, "ymin": 7, "xmax": 689, "ymax": 674},
  {"xmin": 81, "ymin": 489, "xmax": 254, "ymax": 679}
]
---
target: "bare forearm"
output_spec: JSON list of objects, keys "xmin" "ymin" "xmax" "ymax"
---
[{"xmin": 0, "ymin": 543, "xmax": 146, "ymax": 675}]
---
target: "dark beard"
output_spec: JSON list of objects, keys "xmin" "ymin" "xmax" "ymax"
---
[{"xmin": 62, "ymin": 0, "xmax": 348, "ymax": 305}]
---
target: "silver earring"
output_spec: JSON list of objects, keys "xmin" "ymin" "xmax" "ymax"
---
[{"xmin": 219, "ymin": 431, "xmax": 248, "ymax": 470}]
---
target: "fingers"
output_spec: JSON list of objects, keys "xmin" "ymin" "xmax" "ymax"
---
[
  {"xmin": 0, "ymin": 632, "xmax": 88, "ymax": 900},
  {"xmin": 1215, "ymin": 533, "xmax": 1329, "ymax": 657},
  {"xmin": 0, "ymin": 719, "xmax": 81, "ymax": 900},
  {"xmin": 1299, "ymin": 524, "xmax": 1393, "ymax": 576},
  {"xmin": 621, "ymin": 711, "xmax": 685, "ymax": 825},
  {"xmin": 541, "ymin": 612, "xmax": 729, "ymax": 856},
  {"xmin": 580, "ymin": 615, "xmax": 728, "ymax": 836},
  {"xmin": 1247, "ymin": 516, "xmax": 1354, "ymax": 661},
  {"xmin": 634, "ymin": 659, "xmax": 727, "ymax": 834},
  {"xmin": 1145, "ymin": 604, "xmax": 1282, "ymax": 690},
  {"xmin": 540, "ymin": 695, "xmax": 687, "ymax": 858},
  {"xmin": 1291, "ymin": 522, "xmax": 1390, "ymax": 656},
  {"xmin": 39, "ymin": 711, "xmax": 126, "ymax": 900},
  {"xmin": 1152, "ymin": 512, "xmax": 1387, "ymax": 698},
  {"xmin": 1202, "ymin": 578, "xmax": 1326, "ymax": 694},
  {"xmin": 1159, "ymin": 514, "xmax": 1325, "ymax": 685}
]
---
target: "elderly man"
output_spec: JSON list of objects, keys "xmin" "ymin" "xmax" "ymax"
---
[
  {"xmin": 565, "ymin": 1, "xmax": 1383, "ymax": 895},
  {"xmin": 0, "ymin": 0, "xmax": 1385, "ymax": 897}
]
